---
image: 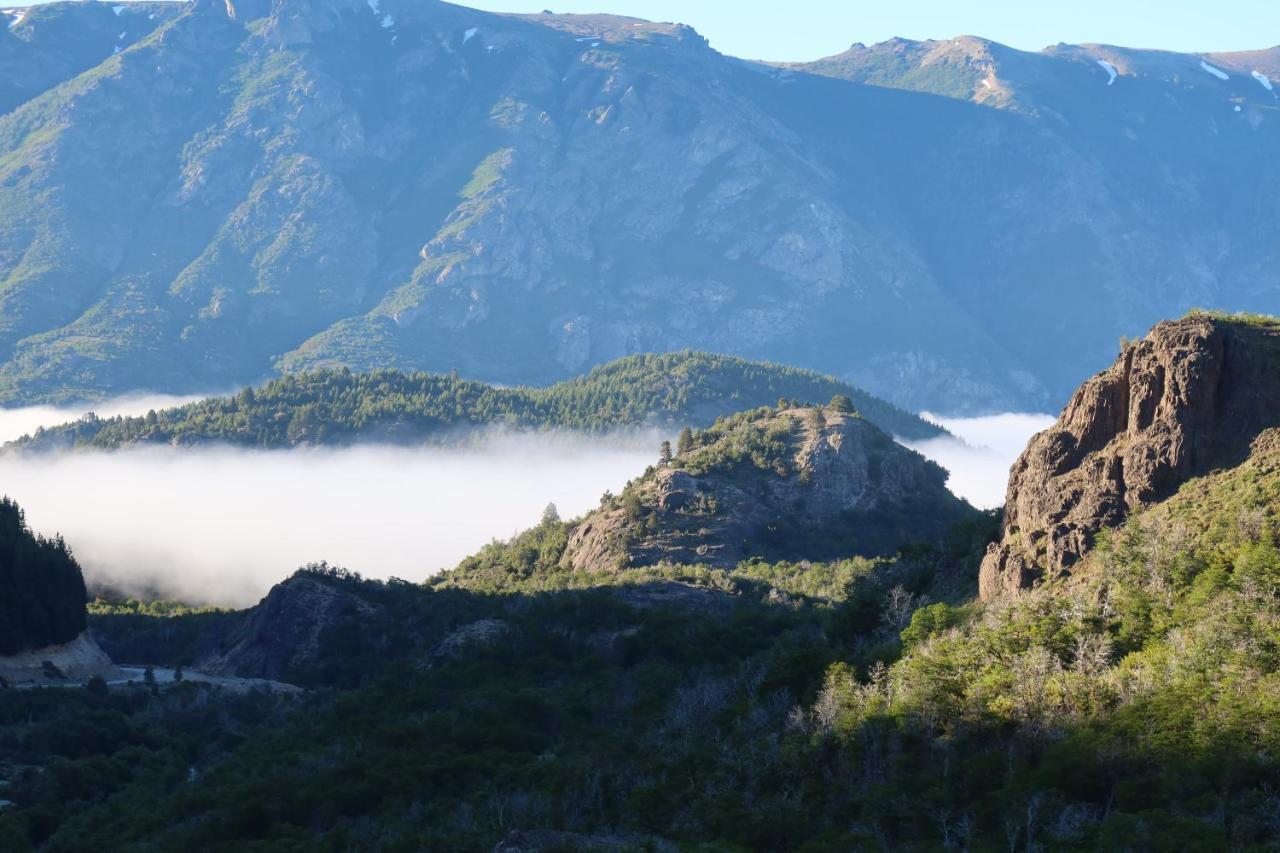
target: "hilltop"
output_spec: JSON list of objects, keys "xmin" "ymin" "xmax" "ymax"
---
[
  {"xmin": 555, "ymin": 403, "xmax": 976, "ymax": 573},
  {"xmin": 0, "ymin": 1, "xmax": 1275, "ymax": 410},
  {"xmin": 9, "ymin": 351, "xmax": 943, "ymax": 450}
]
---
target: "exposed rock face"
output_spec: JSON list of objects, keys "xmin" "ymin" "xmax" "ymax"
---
[
  {"xmin": 425, "ymin": 618, "xmax": 510, "ymax": 667},
  {"xmin": 561, "ymin": 406, "xmax": 976, "ymax": 572},
  {"xmin": 195, "ymin": 573, "xmax": 380, "ymax": 680},
  {"xmin": 980, "ymin": 315, "xmax": 1280, "ymax": 599},
  {"xmin": 0, "ymin": 632, "xmax": 121, "ymax": 686}
]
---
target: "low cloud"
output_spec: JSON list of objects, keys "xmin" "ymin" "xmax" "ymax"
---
[
  {"xmin": 904, "ymin": 412, "xmax": 1057, "ymax": 509},
  {"xmin": 0, "ymin": 393, "xmax": 210, "ymax": 445},
  {"xmin": 0, "ymin": 436, "xmax": 659, "ymax": 607}
]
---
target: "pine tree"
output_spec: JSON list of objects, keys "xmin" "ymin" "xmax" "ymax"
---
[
  {"xmin": 829, "ymin": 394, "xmax": 855, "ymax": 414},
  {"xmin": 659, "ymin": 440, "xmax": 673, "ymax": 466},
  {"xmin": 677, "ymin": 426, "xmax": 694, "ymax": 456},
  {"xmin": 541, "ymin": 503, "xmax": 561, "ymax": 525},
  {"xmin": 808, "ymin": 407, "xmax": 827, "ymax": 433}
]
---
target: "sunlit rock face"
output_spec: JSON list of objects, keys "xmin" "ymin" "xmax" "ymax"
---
[{"xmin": 980, "ymin": 314, "xmax": 1280, "ymax": 600}]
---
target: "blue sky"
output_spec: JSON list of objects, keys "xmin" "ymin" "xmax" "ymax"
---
[{"xmin": 462, "ymin": 0, "xmax": 1280, "ymax": 61}]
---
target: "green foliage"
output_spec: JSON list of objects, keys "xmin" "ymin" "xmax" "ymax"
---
[
  {"xmin": 0, "ymin": 498, "xmax": 86, "ymax": 654},
  {"xmin": 898, "ymin": 601, "xmax": 966, "ymax": 649},
  {"xmin": 15, "ymin": 352, "xmax": 943, "ymax": 451}
]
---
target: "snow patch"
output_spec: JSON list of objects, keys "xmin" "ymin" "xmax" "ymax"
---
[
  {"xmin": 118, "ymin": 30, "xmax": 126, "ymax": 40},
  {"xmin": 1200, "ymin": 60, "xmax": 1229, "ymax": 80},
  {"xmin": 366, "ymin": 0, "xmax": 380, "ymax": 13},
  {"xmin": 113, "ymin": 45, "xmax": 121, "ymax": 54},
  {"xmin": 1234, "ymin": 104, "xmax": 1242, "ymax": 112},
  {"xmin": 6, "ymin": 9, "xmax": 25, "ymax": 29},
  {"xmin": 464, "ymin": 26, "xmax": 478, "ymax": 44},
  {"xmin": 112, "ymin": 5, "xmax": 124, "ymax": 16},
  {"xmin": 1253, "ymin": 70, "xmax": 1274, "ymax": 92},
  {"xmin": 380, "ymin": 13, "xmax": 393, "ymax": 29},
  {"xmin": 1096, "ymin": 59, "xmax": 1118, "ymax": 85}
]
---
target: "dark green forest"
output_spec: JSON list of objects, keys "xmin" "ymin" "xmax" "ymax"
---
[
  {"xmin": 12, "ymin": 352, "xmax": 942, "ymax": 452},
  {"xmin": 0, "ymin": 499, "xmax": 86, "ymax": 656}
]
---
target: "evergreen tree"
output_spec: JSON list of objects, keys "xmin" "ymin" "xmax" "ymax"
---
[
  {"xmin": 677, "ymin": 426, "xmax": 694, "ymax": 456},
  {"xmin": 541, "ymin": 503, "xmax": 560, "ymax": 526},
  {"xmin": 828, "ymin": 394, "xmax": 855, "ymax": 414},
  {"xmin": 0, "ymin": 497, "xmax": 87, "ymax": 655},
  {"xmin": 659, "ymin": 440, "xmax": 673, "ymax": 466}
]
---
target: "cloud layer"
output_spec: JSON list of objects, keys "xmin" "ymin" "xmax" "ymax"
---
[
  {"xmin": 0, "ymin": 393, "xmax": 210, "ymax": 445},
  {"xmin": 0, "ymin": 436, "xmax": 658, "ymax": 607},
  {"xmin": 905, "ymin": 412, "xmax": 1056, "ymax": 509}
]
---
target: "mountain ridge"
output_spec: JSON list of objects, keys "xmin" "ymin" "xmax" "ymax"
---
[{"xmin": 0, "ymin": 1, "xmax": 1276, "ymax": 412}]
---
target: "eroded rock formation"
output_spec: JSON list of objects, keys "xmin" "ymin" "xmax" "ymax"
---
[
  {"xmin": 561, "ymin": 405, "xmax": 977, "ymax": 572},
  {"xmin": 980, "ymin": 314, "xmax": 1280, "ymax": 599}
]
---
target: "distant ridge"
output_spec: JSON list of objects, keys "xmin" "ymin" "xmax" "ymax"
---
[{"xmin": 9, "ymin": 351, "xmax": 945, "ymax": 450}]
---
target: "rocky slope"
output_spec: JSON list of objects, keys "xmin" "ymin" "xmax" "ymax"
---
[
  {"xmin": 0, "ymin": 1, "xmax": 1276, "ymax": 411},
  {"xmin": 0, "ymin": 631, "xmax": 120, "ymax": 687},
  {"xmin": 561, "ymin": 404, "xmax": 977, "ymax": 571},
  {"xmin": 980, "ymin": 313, "xmax": 1280, "ymax": 599},
  {"xmin": 193, "ymin": 571, "xmax": 383, "ymax": 681}
]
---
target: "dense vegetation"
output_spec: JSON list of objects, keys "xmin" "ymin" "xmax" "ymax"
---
[
  {"xmin": 0, "ymin": 499, "xmax": 86, "ymax": 656},
  {"xmin": 13, "ymin": 352, "xmax": 942, "ymax": 451},
  {"xmin": 4, "ymin": 438, "xmax": 1280, "ymax": 849}
]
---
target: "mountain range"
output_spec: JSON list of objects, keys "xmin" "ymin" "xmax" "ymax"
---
[{"xmin": 1, "ymin": 0, "xmax": 1277, "ymax": 413}]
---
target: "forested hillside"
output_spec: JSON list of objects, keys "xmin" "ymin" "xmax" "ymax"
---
[
  {"xmin": 12, "ymin": 351, "xmax": 942, "ymax": 450},
  {"xmin": 0, "ymin": 498, "xmax": 86, "ymax": 655}
]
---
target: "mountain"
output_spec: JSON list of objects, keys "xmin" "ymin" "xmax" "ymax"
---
[
  {"xmin": 557, "ymin": 403, "xmax": 976, "ymax": 572},
  {"xmin": 980, "ymin": 311, "xmax": 1280, "ymax": 598},
  {"xmin": 790, "ymin": 36, "xmax": 1280, "ymax": 115},
  {"xmin": 0, "ymin": 1, "xmax": 1277, "ymax": 412},
  {"xmin": 9, "ymin": 350, "xmax": 943, "ymax": 450},
  {"xmin": 0, "ymin": 496, "xmax": 87, "ymax": 656}
]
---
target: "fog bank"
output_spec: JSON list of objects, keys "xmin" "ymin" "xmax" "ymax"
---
[
  {"xmin": 0, "ymin": 393, "xmax": 211, "ymax": 444},
  {"xmin": 0, "ymin": 437, "xmax": 658, "ymax": 607},
  {"xmin": 904, "ymin": 412, "xmax": 1056, "ymax": 509}
]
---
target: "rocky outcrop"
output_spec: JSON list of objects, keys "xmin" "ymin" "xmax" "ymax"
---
[
  {"xmin": 195, "ymin": 572, "xmax": 381, "ymax": 680},
  {"xmin": 980, "ymin": 314, "xmax": 1280, "ymax": 599},
  {"xmin": 561, "ymin": 406, "xmax": 977, "ymax": 572}
]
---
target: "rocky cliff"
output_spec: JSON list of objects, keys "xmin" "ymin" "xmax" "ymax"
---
[
  {"xmin": 979, "ymin": 313, "xmax": 1280, "ymax": 599},
  {"xmin": 561, "ymin": 405, "xmax": 977, "ymax": 572}
]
